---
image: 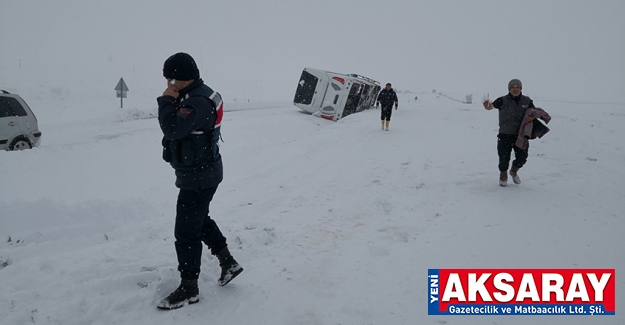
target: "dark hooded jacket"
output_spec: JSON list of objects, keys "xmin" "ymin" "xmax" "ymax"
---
[{"xmin": 376, "ymin": 88, "xmax": 398, "ymax": 108}]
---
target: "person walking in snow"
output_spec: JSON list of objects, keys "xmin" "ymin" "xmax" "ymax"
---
[
  {"xmin": 157, "ymin": 52, "xmax": 243, "ymax": 310},
  {"xmin": 376, "ymin": 83, "xmax": 398, "ymax": 131},
  {"xmin": 483, "ymin": 79, "xmax": 537, "ymax": 187}
]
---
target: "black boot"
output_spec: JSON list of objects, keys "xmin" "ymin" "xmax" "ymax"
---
[
  {"xmin": 157, "ymin": 278, "xmax": 199, "ymax": 310},
  {"xmin": 216, "ymin": 247, "xmax": 243, "ymax": 286}
]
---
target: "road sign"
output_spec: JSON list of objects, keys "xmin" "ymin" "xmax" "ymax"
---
[{"xmin": 115, "ymin": 78, "xmax": 129, "ymax": 108}]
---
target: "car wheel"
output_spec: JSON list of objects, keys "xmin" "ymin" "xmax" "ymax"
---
[{"xmin": 9, "ymin": 136, "xmax": 32, "ymax": 150}]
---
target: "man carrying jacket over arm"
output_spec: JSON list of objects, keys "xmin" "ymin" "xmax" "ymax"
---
[
  {"xmin": 483, "ymin": 78, "xmax": 537, "ymax": 187},
  {"xmin": 156, "ymin": 52, "xmax": 243, "ymax": 310}
]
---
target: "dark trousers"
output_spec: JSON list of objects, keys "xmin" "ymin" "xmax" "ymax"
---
[
  {"xmin": 175, "ymin": 186, "xmax": 227, "ymax": 280},
  {"xmin": 497, "ymin": 134, "xmax": 528, "ymax": 172},
  {"xmin": 380, "ymin": 106, "xmax": 393, "ymax": 121}
]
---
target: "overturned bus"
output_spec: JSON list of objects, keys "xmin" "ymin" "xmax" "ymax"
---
[{"xmin": 293, "ymin": 68, "xmax": 381, "ymax": 121}]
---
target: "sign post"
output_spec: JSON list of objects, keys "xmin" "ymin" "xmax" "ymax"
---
[{"xmin": 115, "ymin": 78, "xmax": 129, "ymax": 108}]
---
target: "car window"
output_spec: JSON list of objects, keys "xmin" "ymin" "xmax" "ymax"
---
[
  {"xmin": 0, "ymin": 97, "xmax": 28, "ymax": 117},
  {"xmin": 0, "ymin": 97, "xmax": 13, "ymax": 117}
]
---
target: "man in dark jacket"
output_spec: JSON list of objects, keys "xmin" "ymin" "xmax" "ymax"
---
[
  {"xmin": 376, "ymin": 83, "xmax": 398, "ymax": 131},
  {"xmin": 483, "ymin": 79, "xmax": 536, "ymax": 187},
  {"xmin": 156, "ymin": 52, "xmax": 243, "ymax": 310}
]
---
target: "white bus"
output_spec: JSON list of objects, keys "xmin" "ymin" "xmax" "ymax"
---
[{"xmin": 293, "ymin": 68, "xmax": 381, "ymax": 121}]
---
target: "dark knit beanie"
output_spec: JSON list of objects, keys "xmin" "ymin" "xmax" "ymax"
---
[
  {"xmin": 508, "ymin": 79, "xmax": 522, "ymax": 90},
  {"xmin": 163, "ymin": 53, "xmax": 200, "ymax": 80}
]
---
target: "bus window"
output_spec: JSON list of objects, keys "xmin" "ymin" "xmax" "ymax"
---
[{"xmin": 294, "ymin": 71, "xmax": 318, "ymax": 105}]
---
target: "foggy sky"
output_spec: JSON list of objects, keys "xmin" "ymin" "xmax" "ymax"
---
[{"xmin": 1, "ymin": 0, "xmax": 623, "ymax": 104}]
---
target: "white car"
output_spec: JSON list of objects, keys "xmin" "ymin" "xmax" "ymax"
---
[{"xmin": 0, "ymin": 90, "xmax": 42, "ymax": 150}]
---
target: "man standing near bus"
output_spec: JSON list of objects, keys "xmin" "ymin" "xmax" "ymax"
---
[{"xmin": 376, "ymin": 83, "xmax": 398, "ymax": 131}]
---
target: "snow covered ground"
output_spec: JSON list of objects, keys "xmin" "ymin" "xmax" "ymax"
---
[{"xmin": 1, "ymin": 85, "xmax": 624, "ymax": 324}]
